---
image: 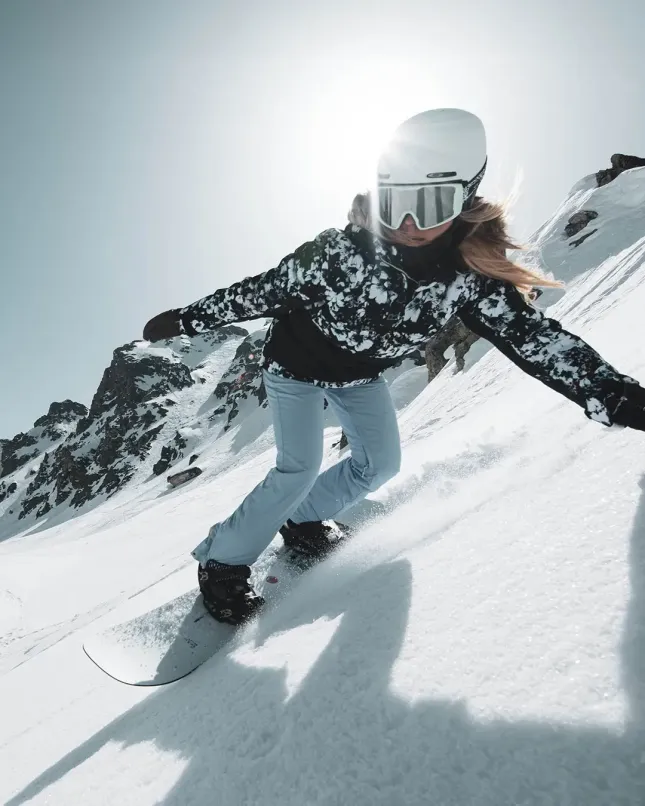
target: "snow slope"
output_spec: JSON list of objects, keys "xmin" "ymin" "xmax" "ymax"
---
[
  {"xmin": 1, "ymin": 172, "xmax": 645, "ymax": 804},
  {"xmin": 532, "ymin": 166, "xmax": 645, "ymax": 298}
]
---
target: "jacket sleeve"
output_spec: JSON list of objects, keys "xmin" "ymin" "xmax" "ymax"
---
[
  {"xmin": 177, "ymin": 231, "xmax": 331, "ymax": 334},
  {"xmin": 457, "ymin": 277, "xmax": 636, "ymax": 425}
]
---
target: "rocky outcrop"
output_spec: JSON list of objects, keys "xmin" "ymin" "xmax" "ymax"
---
[
  {"xmin": 210, "ymin": 330, "xmax": 267, "ymax": 433},
  {"xmin": 0, "ymin": 432, "xmax": 38, "ymax": 479},
  {"xmin": 79, "ymin": 343, "xmax": 193, "ymax": 430},
  {"xmin": 0, "ymin": 326, "xmax": 254, "ymax": 527},
  {"xmin": 424, "ymin": 318, "xmax": 480, "ymax": 383},
  {"xmin": 0, "ymin": 481, "xmax": 17, "ymax": 503},
  {"xmin": 564, "ymin": 210, "xmax": 599, "ymax": 248},
  {"xmin": 423, "ymin": 290, "xmax": 545, "ymax": 383},
  {"xmin": 334, "ymin": 431, "xmax": 349, "ymax": 452},
  {"xmin": 34, "ymin": 400, "xmax": 88, "ymax": 438},
  {"xmin": 0, "ymin": 400, "xmax": 87, "ymax": 479},
  {"xmin": 167, "ymin": 467, "xmax": 202, "ymax": 487},
  {"xmin": 153, "ymin": 431, "xmax": 188, "ymax": 476},
  {"xmin": 17, "ymin": 342, "xmax": 196, "ymax": 519},
  {"xmin": 596, "ymin": 153, "xmax": 645, "ymax": 187},
  {"xmin": 564, "ymin": 210, "xmax": 598, "ymax": 238}
]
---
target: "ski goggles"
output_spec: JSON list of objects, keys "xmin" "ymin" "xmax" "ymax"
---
[
  {"xmin": 376, "ymin": 183, "xmax": 465, "ymax": 230},
  {"xmin": 376, "ymin": 159, "xmax": 487, "ymax": 231}
]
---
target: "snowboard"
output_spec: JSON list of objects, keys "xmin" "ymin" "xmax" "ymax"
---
[{"xmin": 83, "ymin": 539, "xmax": 335, "ymax": 686}]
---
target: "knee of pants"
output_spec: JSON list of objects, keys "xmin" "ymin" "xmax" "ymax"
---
[
  {"xmin": 359, "ymin": 451, "xmax": 402, "ymax": 492},
  {"xmin": 276, "ymin": 437, "xmax": 323, "ymax": 478},
  {"xmin": 298, "ymin": 465, "xmax": 322, "ymax": 493},
  {"xmin": 277, "ymin": 458, "xmax": 322, "ymax": 493}
]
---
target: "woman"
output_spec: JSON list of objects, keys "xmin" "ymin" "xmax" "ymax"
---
[{"xmin": 143, "ymin": 108, "xmax": 645, "ymax": 625}]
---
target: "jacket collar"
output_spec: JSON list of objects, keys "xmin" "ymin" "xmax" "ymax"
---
[{"xmin": 344, "ymin": 220, "xmax": 471, "ymax": 285}]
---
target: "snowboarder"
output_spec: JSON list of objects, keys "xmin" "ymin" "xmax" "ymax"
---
[{"xmin": 143, "ymin": 108, "xmax": 645, "ymax": 625}]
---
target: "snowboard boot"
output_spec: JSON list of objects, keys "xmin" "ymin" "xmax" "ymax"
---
[
  {"xmin": 279, "ymin": 519, "xmax": 350, "ymax": 562},
  {"xmin": 197, "ymin": 560, "xmax": 265, "ymax": 625}
]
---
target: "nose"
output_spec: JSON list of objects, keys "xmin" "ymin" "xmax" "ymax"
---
[{"xmin": 400, "ymin": 214, "xmax": 418, "ymax": 232}]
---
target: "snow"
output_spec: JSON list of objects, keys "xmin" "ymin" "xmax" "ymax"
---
[{"xmin": 2, "ymin": 172, "xmax": 645, "ymax": 804}]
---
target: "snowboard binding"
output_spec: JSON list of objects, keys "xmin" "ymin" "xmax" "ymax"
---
[{"xmin": 198, "ymin": 560, "xmax": 265, "ymax": 625}]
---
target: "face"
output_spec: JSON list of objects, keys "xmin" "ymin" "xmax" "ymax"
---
[{"xmin": 387, "ymin": 215, "xmax": 454, "ymax": 247}]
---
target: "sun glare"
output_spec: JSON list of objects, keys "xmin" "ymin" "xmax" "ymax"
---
[{"xmin": 306, "ymin": 58, "xmax": 439, "ymax": 203}]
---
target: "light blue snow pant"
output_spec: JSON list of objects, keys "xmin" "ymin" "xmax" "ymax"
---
[{"xmin": 191, "ymin": 370, "xmax": 402, "ymax": 566}]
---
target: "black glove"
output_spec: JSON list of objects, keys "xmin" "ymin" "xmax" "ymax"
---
[
  {"xmin": 143, "ymin": 309, "xmax": 195, "ymax": 341},
  {"xmin": 608, "ymin": 380, "xmax": 645, "ymax": 431}
]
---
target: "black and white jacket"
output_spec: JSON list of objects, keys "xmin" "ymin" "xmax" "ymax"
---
[{"xmin": 179, "ymin": 223, "xmax": 634, "ymax": 426}]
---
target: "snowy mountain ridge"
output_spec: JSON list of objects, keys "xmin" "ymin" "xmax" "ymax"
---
[{"xmin": 0, "ymin": 326, "xmax": 256, "ymax": 532}]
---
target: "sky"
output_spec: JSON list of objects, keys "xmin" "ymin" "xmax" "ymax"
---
[{"xmin": 1, "ymin": 0, "xmax": 645, "ymax": 439}]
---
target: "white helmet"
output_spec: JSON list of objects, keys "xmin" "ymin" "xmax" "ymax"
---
[{"xmin": 376, "ymin": 108, "xmax": 487, "ymax": 230}]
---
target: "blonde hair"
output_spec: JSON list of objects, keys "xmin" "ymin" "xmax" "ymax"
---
[{"xmin": 348, "ymin": 192, "xmax": 562, "ymax": 295}]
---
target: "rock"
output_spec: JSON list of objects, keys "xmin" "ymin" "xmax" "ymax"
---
[
  {"xmin": 78, "ymin": 343, "xmax": 193, "ymax": 434},
  {"xmin": 0, "ymin": 432, "xmax": 38, "ymax": 479},
  {"xmin": 9, "ymin": 328, "xmax": 251, "ymax": 526},
  {"xmin": 596, "ymin": 153, "xmax": 645, "ymax": 187},
  {"xmin": 33, "ymin": 400, "xmax": 88, "ymax": 437},
  {"xmin": 0, "ymin": 398, "xmax": 88, "ymax": 480},
  {"xmin": 564, "ymin": 210, "xmax": 598, "ymax": 238},
  {"xmin": 596, "ymin": 168, "xmax": 616, "ymax": 187},
  {"xmin": 210, "ymin": 331, "xmax": 268, "ymax": 433},
  {"xmin": 17, "ymin": 342, "xmax": 195, "ymax": 519},
  {"xmin": 424, "ymin": 318, "xmax": 480, "ymax": 383},
  {"xmin": 167, "ymin": 467, "xmax": 203, "ymax": 487},
  {"xmin": 153, "ymin": 431, "xmax": 188, "ymax": 476},
  {"xmin": 0, "ymin": 481, "xmax": 18, "ymax": 503},
  {"xmin": 611, "ymin": 153, "xmax": 645, "ymax": 172}
]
